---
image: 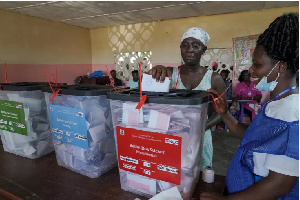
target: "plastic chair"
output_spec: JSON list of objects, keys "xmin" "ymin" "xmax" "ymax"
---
[
  {"xmin": 245, "ymin": 102, "xmax": 262, "ymax": 121},
  {"xmin": 225, "ymin": 100, "xmax": 240, "ymax": 131}
]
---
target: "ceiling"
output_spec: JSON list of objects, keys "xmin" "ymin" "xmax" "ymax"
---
[{"xmin": 0, "ymin": 1, "xmax": 298, "ymax": 29}]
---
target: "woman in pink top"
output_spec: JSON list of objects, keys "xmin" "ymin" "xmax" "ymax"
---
[{"xmin": 235, "ymin": 70, "xmax": 262, "ymax": 120}]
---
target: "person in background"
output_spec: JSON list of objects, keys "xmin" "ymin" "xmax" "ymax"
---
[
  {"xmin": 202, "ymin": 13, "xmax": 299, "ymax": 200},
  {"xmin": 234, "ymin": 70, "xmax": 262, "ymax": 120},
  {"xmin": 110, "ymin": 70, "xmax": 122, "ymax": 86},
  {"xmin": 221, "ymin": 64, "xmax": 233, "ymax": 81},
  {"xmin": 148, "ymin": 27, "xmax": 226, "ymax": 171},
  {"xmin": 212, "ymin": 61, "xmax": 220, "ymax": 73},
  {"xmin": 214, "ymin": 69, "xmax": 233, "ymax": 130},
  {"xmin": 236, "ymin": 70, "xmax": 261, "ymax": 101},
  {"xmin": 220, "ymin": 69, "xmax": 232, "ymax": 100},
  {"xmin": 129, "ymin": 70, "xmax": 139, "ymax": 89}
]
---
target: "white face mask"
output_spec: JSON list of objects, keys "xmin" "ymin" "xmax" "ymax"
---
[{"xmin": 255, "ymin": 61, "xmax": 280, "ymax": 92}]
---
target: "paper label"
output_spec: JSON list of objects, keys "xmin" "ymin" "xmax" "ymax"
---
[
  {"xmin": 116, "ymin": 126, "xmax": 181, "ymax": 185},
  {"xmin": 48, "ymin": 105, "xmax": 88, "ymax": 149},
  {"xmin": 0, "ymin": 100, "xmax": 27, "ymax": 135}
]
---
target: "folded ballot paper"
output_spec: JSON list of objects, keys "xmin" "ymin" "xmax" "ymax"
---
[
  {"xmin": 148, "ymin": 110, "xmax": 170, "ymax": 131},
  {"xmin": 142, "ymin": 73, "xmax": 171, "ymax": 93},
  {"xmin": 149, "ymin": 187, "xmax": 183, "ymax": 200},
  {"xmin": 122, "ymin": 102, "xmax": 144, "ymax": 126}
]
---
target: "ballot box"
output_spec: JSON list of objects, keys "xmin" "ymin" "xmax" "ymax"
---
[
  {"xmin": 107, "ymin": 89, "xmax": 211, "ymax": 199},
  {"xmin": 0, "ymin": 83, "xmax": 54, "ymax": 159},
  {"xmin": 43, "ymin": 85, "xmax": 117, "ymax": 178}
]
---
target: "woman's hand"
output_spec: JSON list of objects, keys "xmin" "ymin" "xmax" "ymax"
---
[
  {"xmin": 148, "ymin": 65, "xmax": 172, "ymax": 83},
  {"xmin": 200, "ymin": 192, "xmax": 228, "ymax": 200},
  {"xmin": 207, "ymin": 89, "xmax": 228, "ymax": 115}
]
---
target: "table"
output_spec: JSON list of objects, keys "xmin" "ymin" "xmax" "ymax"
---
[{"xmin": 0, "ymin": 145, "xmax": 225, "ymax": 200}]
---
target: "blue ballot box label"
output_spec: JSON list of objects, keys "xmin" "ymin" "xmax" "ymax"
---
[{"xmin": 48, "ymin": 105, "xmax": 89, "ymax": 149}]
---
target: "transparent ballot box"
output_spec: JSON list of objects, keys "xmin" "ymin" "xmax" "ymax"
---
[
  {"xmin": 43, "ymin": 85, "xmax": 117, "ymax": 178},
  {"xmin": 0, "ymin": 83, "xmax": 53, "ymax": 159},
  {"xmin": 107, "ymin": 89, "xmax": 211, "ymax": 199}
]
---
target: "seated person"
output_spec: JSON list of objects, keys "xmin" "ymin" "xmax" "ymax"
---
[
  {"xmin": 234, "ymin": 70, "xmax": 262, "ymax": 120},
  {"xmin": 110, "ymin": 70, "xmax": 122, "ymax": 86},
  {"xmin": 129, "ymin": 70, "xmax": 139, "ymax": 89}
]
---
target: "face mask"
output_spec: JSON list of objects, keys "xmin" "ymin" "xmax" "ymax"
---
[{"xmin": 255, "ymin": 61, "xmax": 280, "ymax": 92}]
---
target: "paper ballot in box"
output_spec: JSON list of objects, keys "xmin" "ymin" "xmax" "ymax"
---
[
  {"xmin": 107, "ymin": 89, "xmax": 211, "ymax": 199},
  {"xmin": 43, "ymin": 85, "xmax": 118, "ymax": 178},
  {"xmin": 0, "ymin": 83, "xmax": 53, "ymax": 159}
]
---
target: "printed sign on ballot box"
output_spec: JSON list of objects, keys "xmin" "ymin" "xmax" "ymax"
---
[
  {"xmin": 0, "ymin": 100, "xmax": 27, "ymax": 135},
  {"xmin": 116, "ymin": 126, "xmax": 182, "ymax": 185},
  {"xmin": 48, "ymin": 105, "xmax": 88, "ymax": 149}
]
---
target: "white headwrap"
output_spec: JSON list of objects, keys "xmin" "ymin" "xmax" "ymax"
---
[{"xmin": 181, "ymin": 27, "xmax": 210, "ymax": 46}]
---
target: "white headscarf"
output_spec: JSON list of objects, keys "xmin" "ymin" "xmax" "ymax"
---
[{"xmin": 181, "ymin": 27, "xmax": 210, "ymax": 46}]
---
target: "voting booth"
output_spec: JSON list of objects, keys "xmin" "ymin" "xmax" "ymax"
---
[
  {"xmin": 107, "ymin": 89, "xmax": 211, "ymax": 199},
  {"xmin": 43, "ymin": 85, "xmax": 117, "ymax": 178},
  {"xmin": 0, "ymin": 83, "xmax": 53, "ymax": 159}
]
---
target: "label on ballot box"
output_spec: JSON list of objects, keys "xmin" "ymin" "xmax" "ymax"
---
[
  {"xmin": 116, "ymin": 126, "xmax": 181, "ymax": 185},
  {"xmin": 48, "ymin": 105, "xmax": 88, "ymax": 149},
  {"xmin": 0, "ymin": 100, "xmax": 27, "ymax": 135}
]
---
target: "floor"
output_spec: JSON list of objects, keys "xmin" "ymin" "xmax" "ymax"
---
[{"xmin": 211, "ymin": 129, "xmax": 241, "ymax": 176}]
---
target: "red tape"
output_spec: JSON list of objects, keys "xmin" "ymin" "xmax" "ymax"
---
[
  {"xmin": 209, "ymin": 82, "xmax": 232, "ymax": 113},
  {"xmin": 56, "ymin": 65, "xmax": 58, "ymax": 86},
  {"xmin": 135, "ymin": 95, "xmax": 147, "ymax": 110},
  {"xmin": 210, "ymin": 93, "xmax": 220, "ymax": 112},
  {"xmin": 5, "ymin": 63, "xmax": 8, "ymax": 83},
  {"xmin": 50, "ymin": 89, "xmax": 61, "ymax": 102},
  {"xmin": 45, "ymin": 67, "xmax": 61, "ymax": 102},
  {"xmin": 135, "ymin": 62, "xmax": 147, "ymax": 110}
]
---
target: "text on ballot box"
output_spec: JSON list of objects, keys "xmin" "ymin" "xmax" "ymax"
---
[
  {"xmin": 0, "ymin": 100, "xmax": 27, "ymax": 135},
  {"xmin": 48, "ymin": 105, "xmax": 88, "ymax": 149},
  {"xmin": 116, "ymin": 126, "xmax": 182, "ymax": 185}
]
